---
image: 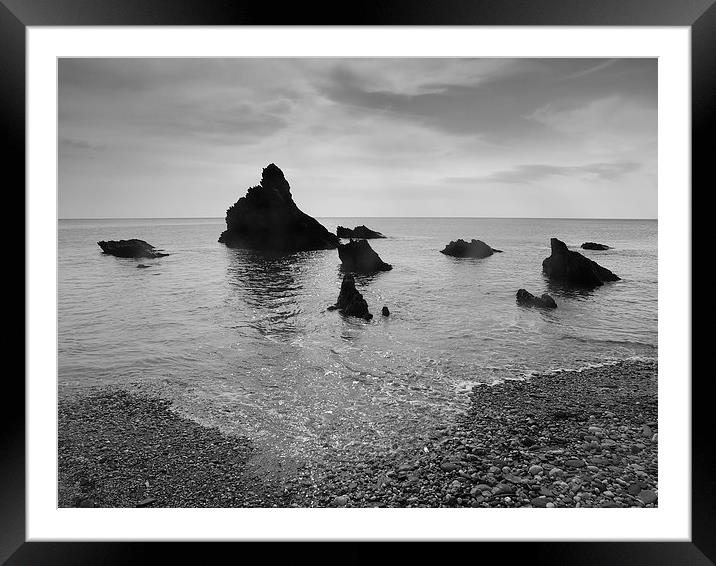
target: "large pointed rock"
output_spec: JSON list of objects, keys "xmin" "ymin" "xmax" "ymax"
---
[
  {"xmin": 327, "ymin": 274, "xmax": 372, "ymax": 320},
  {"xmin": 218, "ymin": 164, "xmax": 338, "ymax": 251},
  {"xmin": 338, "ymin": 239, "xmax": 392, "ymax": 273},
  {"xmin": 542, "ymin": 238, "xmax": 619, "ymax": 286}
]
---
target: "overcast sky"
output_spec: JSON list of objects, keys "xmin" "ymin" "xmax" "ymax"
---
[{"xmin": 58, "ymin": 58, "xmax": 656, "ymax": 219}]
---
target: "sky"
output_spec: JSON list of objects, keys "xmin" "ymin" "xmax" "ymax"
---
[{"xmin": 58, "ymin": 58, "xmax": 657, "ymax": 219}]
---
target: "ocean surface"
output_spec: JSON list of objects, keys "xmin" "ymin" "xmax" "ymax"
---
[{"xmin": 58, "ymin": 217, "xmax": 657, "ymax": 462}]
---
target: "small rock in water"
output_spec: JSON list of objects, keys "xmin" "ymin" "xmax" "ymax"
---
[
  {"xmin": 136, "ymin": 264, "xmax": 151, "ymax": 269},
  {"xmin": 440, "ymin": 238, "xmax": 499, "ymax": 258},
  {"xmin": 336, "ymin": 225, "xmax": 386, "ymax": 239},
  {"xmin": 338, "ymin": 239, "xmax": 392, "ymax": 273},
  {"xmin": 516, "ymin": 289, "xmax": 557, "ymax": 309},
  {"xmin": 98, "ymin": 239, "xmax": 169, "ymax": 259},
  {"xmin": 382, "ymin": 306, "xmax": 390, "ymax": 316},
  {"xmin": 581, "ymin": 242, "xmax": 610, "ymax": 251},
  {"xmin": 542, "ymin": 237, "xmax": 619, "ymax": 286},
  {"xmin": 328, "ymin": 274, "xmax": 373, "ymax": 320}
]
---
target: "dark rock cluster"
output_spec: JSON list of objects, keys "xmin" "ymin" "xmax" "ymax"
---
[
  {"xmin": 543, "ymin": 238, "xmax": 620, "ymax": 286},
  {"xmin": 327, "ymin": 274, "xmax": 373, "ymax": 320},
  {"xmin": 337, "ymin": 225, "xmax": 386, "ymax": 239},
  {"xmin": 440, "ymin": 239, "xmax": 502, "ymax": 258},
  {"xmin": 218, "ymin": 164, "xmax": 338, "ymax": 251},
  {"xmin": 98, "ymin": 239, "xmax": 169, "ymax": 259}
]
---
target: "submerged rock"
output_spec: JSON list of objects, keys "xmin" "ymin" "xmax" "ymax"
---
[
  {"xmin": 516, "ymin": 289, "xmax": 557, "ymax": 309},
  {"xmin": 327, "ymin": 274, "xmax": 372, "ymax": 320},
  {"xmin": 338, "ymin": 239, "xmax": 392, "ymax": 273},
  {"xmin": 97, "ymin": 239, "xmax": 169, "ymax": 259},
  {"xmin": 542, "ymin": 238, "xmax": 619, "ymax": 286},
  {"xmin": 581, "ymin": 242, "xmax": 610, "ymax": 250},
  {"xmin": 337, "ymin": 225, "xmax": 386, "ymax": 239},
  {"xmin": 218, "ymin": 164, "xmax": 338, "ymax": 251},
  {"xmin": 440, "ymin": 239, "xmax": 502, "ymax": 258}
]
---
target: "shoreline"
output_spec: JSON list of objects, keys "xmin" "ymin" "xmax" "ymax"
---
[{"xmin": 58, "ymin": 359, "xmax": 657, "ymax": 508}]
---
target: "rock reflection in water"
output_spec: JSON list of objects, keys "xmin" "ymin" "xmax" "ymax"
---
[
  {"xmin": 544, "ymin": 277, "xmax": 598, "ymax": 300},
  {"xmin": 334, "ymin": 265, "xmax": 390, "ymax": 289},
  {"xmin": 225, "ymin": 248, "xmax": 317, "ymax": 338}
]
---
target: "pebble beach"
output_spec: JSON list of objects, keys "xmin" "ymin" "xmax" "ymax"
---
[{"xmin": 59, "ymin": 359, "xmax": 657, "ymax": 508}]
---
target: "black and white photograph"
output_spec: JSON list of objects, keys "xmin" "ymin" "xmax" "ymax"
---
[{"xmin": 57, "ymin": 57, "xmax": 659, "ymax": 510}]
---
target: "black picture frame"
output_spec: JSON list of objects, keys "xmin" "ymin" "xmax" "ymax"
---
[{"xmin": 5, "ymin": 0, "xmax": 710, "ymax": 563}]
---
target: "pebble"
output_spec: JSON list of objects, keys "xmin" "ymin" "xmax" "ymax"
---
[
  {"xmin": 637, "ymin": 490, "xmax": 657, "ymax": 505},
  {"xmin": 60, "ymin": 361, "xmax": 657, "ymax": 510}
]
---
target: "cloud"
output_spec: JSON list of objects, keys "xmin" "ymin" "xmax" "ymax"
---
[
  {"xmin": 527, "ymin": 96, "xmax": 655, "ymax": 138},
  {"xmin": 316, "ymin": 59, "xmax": 528, "ymax": 96},
  {"xmin": 448, "ymin": 161, "xmax": 641, "ymax": 185},
  {"xmin": 560, "ymin": 59, "xmax": 618, "ymax": 80},
  {"xmin": 57, "ymin": 58, "xmax": 657, "ymax": 218},
  {"xmin": 317, "ymin": 64, "xmax": 547, "ymax": 141},
  {"xmin": 60, "ymin": 138, "xmax": 107, "ymax": 151}
]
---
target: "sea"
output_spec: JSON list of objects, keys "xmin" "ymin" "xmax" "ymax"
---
[{"xmin": 58, "ymin": 217, "xmax": 657, "ymax": 462}]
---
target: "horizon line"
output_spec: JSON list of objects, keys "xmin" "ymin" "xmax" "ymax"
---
[{"xmin": 58, "ymin": 215, "xmax": 658, "ymax": 221}]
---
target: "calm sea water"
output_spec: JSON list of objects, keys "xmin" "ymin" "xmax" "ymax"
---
[{"xmin": 58, "ymin": 217, "xmax": 657, "ymax": 461}]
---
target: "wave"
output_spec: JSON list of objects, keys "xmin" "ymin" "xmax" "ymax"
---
[
  {"xmin": 522, "ymin": 355, "xmax": 656, "ymax": 378},
  {"xmin": 560, "ymin": 335, "xmax": 657, "ymax": 349}
]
